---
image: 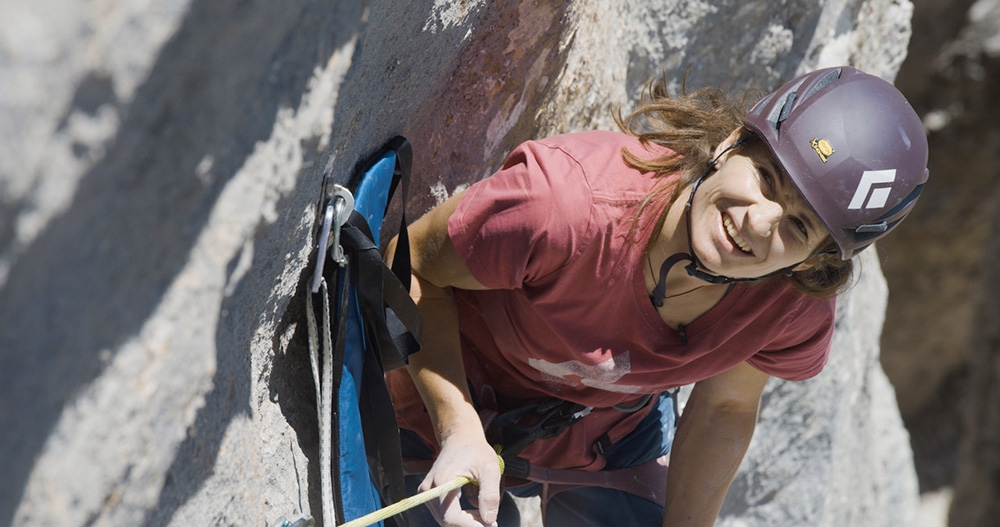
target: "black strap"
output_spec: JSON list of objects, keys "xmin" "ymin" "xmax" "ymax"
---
[
  {"xmin": 649, "ymin": 253, "xmax": 694, "ymax": 307},
  {"xmin": 328, "ymin": 262, "xmax": 351, "ymax": 524},
  {"xmin": 485, "ymin": 399, "xmax": 590, "ymax": 479},
  {"xmin": 341, "ymin": 212, "xmax": 422, "ymax": 372},
  {"xmin": 384, "ymin": 136, "xmax": 413, "ymax": 293},
  {"xmin": 357, "ymin": 331, "xmax": 407, "ymax": 511}
]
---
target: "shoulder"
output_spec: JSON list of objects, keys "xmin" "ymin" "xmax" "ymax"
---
[
  {"xmin": 740, "ymin": 279, "xmax": 836, "ymax": 381},
  {"xmin": 758, "ymin": 279, "xmax": 836, "ymax": 339},
  {"xmin": 530, "ymin": 131, "xmax": 654, "ymax": 172},
  {"xmin": 448, "ymin": 133, "xmax": 635, "ymax": 287},
  {"xmin": 514, "ymin": 131, "xmax": 670, "ymax": 198}
]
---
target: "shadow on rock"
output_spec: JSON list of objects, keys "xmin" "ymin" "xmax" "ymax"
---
[{"xmin": 0, "ymin": 0, "xmax": 359, "ymax": 522}]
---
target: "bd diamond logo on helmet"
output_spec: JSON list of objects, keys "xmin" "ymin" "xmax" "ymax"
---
[
  {"xmin": 810, "ymin": 138, "xmax": 835, "ymax": 163},
  {"xmin": 849, "ymin": 169, "xmax": 897, "ymax": 209}
]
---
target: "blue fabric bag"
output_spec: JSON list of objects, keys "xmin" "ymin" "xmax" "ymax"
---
[{"xmin": 306, "ymin": 137, "xmax": 420, "ymax": 527}]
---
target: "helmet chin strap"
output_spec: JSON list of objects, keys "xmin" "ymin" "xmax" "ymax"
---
[{"xmin": 650, "ymin": 134, "xmax": 799, "ymax": 307}]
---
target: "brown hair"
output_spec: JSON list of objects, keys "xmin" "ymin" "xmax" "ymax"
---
[{"xmin": 614, "ymin": 77, "xmax": 855, "ymax": 298}]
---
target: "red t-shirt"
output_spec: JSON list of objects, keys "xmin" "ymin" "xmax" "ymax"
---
[{"xmin": 387, "ymin": 130, "xmax": 834, "ymax": 471}]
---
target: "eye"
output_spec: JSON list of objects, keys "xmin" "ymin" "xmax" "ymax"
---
[
  {"xmin": 758, "ymin": 168, "xmax": 777, "ymax": 197},
  {"xmin": 791, "ymin": 217, "xmax": 809, "ymax": 239}
]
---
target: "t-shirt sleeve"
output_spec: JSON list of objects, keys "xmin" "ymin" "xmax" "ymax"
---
[
  {"xmin": 746, "ymin": 295, "xmax": 836, "ymax": 381},
  {"xmin": 447, "ymin": 139, "xmax": 594, "ymax": 289}
]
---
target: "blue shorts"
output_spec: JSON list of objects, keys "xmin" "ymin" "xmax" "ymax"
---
[{"xmin": 401, "ymin": 390, "xmax": 678, "ymax": 526}]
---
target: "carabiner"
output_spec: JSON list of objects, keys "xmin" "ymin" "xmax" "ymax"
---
[{"xmin": 310, "ymin": 184, "xmax": 354, "ymax": 293}]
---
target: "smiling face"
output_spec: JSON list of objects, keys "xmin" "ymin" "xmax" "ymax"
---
[{"xmin": 685, "ymin": 133, "xmax": 830, "ymax": 280}]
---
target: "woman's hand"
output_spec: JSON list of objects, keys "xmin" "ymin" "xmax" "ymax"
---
[{"xmin": 419, "ymin": 429, "xmax": 502, "ymax": 527}]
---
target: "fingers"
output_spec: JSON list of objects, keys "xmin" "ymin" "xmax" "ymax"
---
[
  {"xmin": 471, "ymin": 460, "xmax": 502, "ymax": 525},
  {"xmin": 417, "ymin": 433, "xmax": 505, "ymax": 527},
  {"xmin": 421, "ymin": 484, "xmax": 494, "ymax": 527},
  {"xmin": 417, "ymin": 473, "xmax": 502, "ymax": 527}
]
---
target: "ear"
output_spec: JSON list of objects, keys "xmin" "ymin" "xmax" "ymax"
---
[{"xmin": 712, "ymin": 129, "xmax": 746, "ymax": 161}]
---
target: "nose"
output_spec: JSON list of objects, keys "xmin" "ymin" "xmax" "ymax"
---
[{"xmin": 748, "ymin": 197, "xmax": 784, "ymax": 238}]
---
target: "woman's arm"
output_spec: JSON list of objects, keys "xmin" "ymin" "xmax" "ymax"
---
[
  {"xmin": 387, "ymin": 192, "xmax": 502, "ymax": 527},
  {"xmin": 662, "ymin": 361, "xmax": 770, "ymax": 526}
]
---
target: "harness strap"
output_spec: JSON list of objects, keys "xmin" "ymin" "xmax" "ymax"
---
[
  {"xmin": 527, "ymin": 454, "xmax": 669, "ymax": 512},
  {"xmin": 486, "ymin": 399, "xmax": 591, "ymax": 466},
  {"xmin": 385, "ymin": 137, "xmax": 413, "ymax": 293},
  {"xmin": 400, "ymin": 454, "xmax": 669, "ymax": 509},
  {"xmin": 485, "ymin": 391, "xmax": 654, "ymax": 469}
]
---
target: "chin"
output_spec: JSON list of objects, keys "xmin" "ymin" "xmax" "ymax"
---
[{"xmin": 690, "ymin": 243, "xmax": 727, "ymax": 274}]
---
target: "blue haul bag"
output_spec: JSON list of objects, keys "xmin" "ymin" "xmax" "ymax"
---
[{"xmin": 305, "ymin": 137, "xmax": 421, "ymax": 527}]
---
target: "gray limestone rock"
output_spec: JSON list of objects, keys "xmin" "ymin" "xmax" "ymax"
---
[{"xmin": 0, "ymin": 1, "xmax": 919, "ymax": 526}]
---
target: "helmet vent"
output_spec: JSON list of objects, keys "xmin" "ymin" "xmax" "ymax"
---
[
  {"xmin": 763, "ymin": 77, "xmax": 807, "ymax": 134},
  {"xmin": 801, "ymin": 68, "xmax": 842, "ymax": 102},
  {"xmin": 776, "ymin": 92, "xmax": 798, "ymax": 129},
  {"xmin": 751, "ymin": 92, "xmax": 775, "ymax": 117},
  {"xmin": 849, "ymin": 219, "xmax": 901, "ymax": 244}
]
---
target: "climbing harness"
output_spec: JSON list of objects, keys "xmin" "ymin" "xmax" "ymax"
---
[
  {"xmin": 301, "ymin": 137, "xmax": 422, "ymax": 527},
  {"xmin": 402, "ymin": 389, "xmax": 677, "ymax": 521}
]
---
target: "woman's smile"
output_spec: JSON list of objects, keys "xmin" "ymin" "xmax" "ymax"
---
[{"xmin": 722, "ymin": 213, "xmax": 753, "ymax": 255}]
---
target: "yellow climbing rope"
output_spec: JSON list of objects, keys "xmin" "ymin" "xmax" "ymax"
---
[{"xmin": 338, "ymin": 450, "xmax": 504, "ymax": 527}]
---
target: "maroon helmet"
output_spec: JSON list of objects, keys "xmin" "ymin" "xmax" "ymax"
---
[{"xmin": 744, "ymin": 66, "xmax": 929, "ymax": 259}]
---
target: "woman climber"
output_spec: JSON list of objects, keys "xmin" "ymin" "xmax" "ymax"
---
[{"xmin": 385, "ymin": 66, "xmax": 929, "ymax": 527}]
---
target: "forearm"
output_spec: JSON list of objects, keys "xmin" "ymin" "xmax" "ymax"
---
[
  {"xmin": 663, "ymin": 406, "xmax": 756, "ymax": 525},
  {"xmin": 386, "ymin": 193, "xmax": 502, "ymax": 524},
  {"xmin": 406, "ymin": 275, "xmax": 504, "ymax": 525},
  {"xmin": 663, "ymin": 365, "xmax": 766, "ymax": 527},
  {"xmin": 405, "ymin": 274, "xmax": 484, "ymax": 445}
]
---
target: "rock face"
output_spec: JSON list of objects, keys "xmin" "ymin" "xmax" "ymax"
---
[
  {"xmin": 882, "ymin": 0, "xmax": 999, "ymax": 420},
  {"xmin": 0, "ymin": 1, "xmax": 919, "ymax": 526},
  {"xmin": 880, "ymin": 1, "xmax": 1000, "ymax": 522}
]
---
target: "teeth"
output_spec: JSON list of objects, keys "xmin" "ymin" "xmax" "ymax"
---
[{"xmin": 723, "ymin": 216, "xmax": 752, "ymax": 254}]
